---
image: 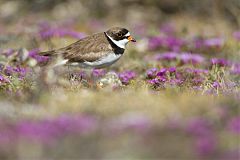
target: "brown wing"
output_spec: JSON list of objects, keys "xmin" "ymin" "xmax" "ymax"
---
[{"xmin": 48, "ymin": 32, "xmax": 113, "ymax": 63}]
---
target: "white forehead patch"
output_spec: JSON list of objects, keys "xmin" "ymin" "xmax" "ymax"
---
[{"xmin": 125, "ymin": 32, "xmax": 130, "ymax": 36}]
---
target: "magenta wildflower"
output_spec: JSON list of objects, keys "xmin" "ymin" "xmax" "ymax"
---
[
  {"xmin": 148, "ymin": 36, "xmax": 185, "ymax": 51},
  {"xmin": 179, "ymin": 53, "xmax": 205, "ymax": 64},
  {"xmin": 78, "ymin": 71, "xmax": 88, "ymax": 79},
  {"xmin": 168, "ymin": 67, "xmax": 176, "ymax": 73},
  {"xmin": 154, "ymin": 52, "xmax": 178, "ymax": 61},
  {"xmin": 148, "ymin": 36, "xmax": 163, "ymax": 50},
  {"xmin": 0, "ymin": 74, "xmax": 9, "ymax": 83},
  {"xmin": 156, "ymin": 68, "xmax": 168, "ymax": 77},
  {"xmin": 164, "ymin": 36, "xmax": 185, "ymax": 51},
  {"xmin": 148, "ymin": 78, "xmax": 162, "ymax": 85},
  {"xmin": 0, "ymin": 75, "xmax": 4, "ymax": 81},
  {"xmin": 154, "ymin": 52, "xmax": 205, "ymax": 64},
  {"xmin": 118, "ymin": 70, "xmax": 136, "ymax": 85},
  {"xmin": 91, "ymin": 69, "xmax": 106, "ymax": 78},
  {"xmin": 211, "ymin": 58, "xmax": 230, "ymax": 67},
  {"xmin": 13, "ymin": 66, "xmax": 27, "ymax": 78},
  {"xmin": 146, "ymin": 68, "xmax": 158, "ymax": 78},
  {"xmin": 212, "ymin": 81, "xmax": 220, "ymax": 88},
  {"xmin": 29, "ymin": 48, "xmax": 49, "ymax": 63},
  {"xmin": 4, "ymin": 66, "xmax": 14, "ymax": 76},
  {"xmin": 204, "ymin": 38, "xmax": 225, "ymax": 48},
  {"xmin": 169, "ymin": 78, "xmax": 183, "ymax": 85}
]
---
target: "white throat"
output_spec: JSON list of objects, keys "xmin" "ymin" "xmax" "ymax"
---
[{"xmin": 106, "ymin": 32, "xmax": 130, "ymax": 49}]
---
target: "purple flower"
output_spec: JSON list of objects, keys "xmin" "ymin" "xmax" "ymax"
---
[
  {"xmin": 169, "ymin": 78, "xmax": 182, "ymax": 85},
  {"xmin": 156, "ymin": 68, "xmax": 167, "ymax": 77},
  {"xmin": 13, "ymin": 66, "xmax": 27, "ymax": 78},
  {"xmin": 212, "ymin": 81, "xmax": 220, "ymax": 88},
  {"xmin": 154, "ymin": 52, "xmax": 205, "ymax": 65},
  {"xmin": 154, "ymin": 52, "xmax": 178, "ymax": 61},
  {"xmin": 168, "ymin": 67, "xmax": 176, "ymax": 73},
  {"xmin": 233, "ymin": 31, "xmax": 240, "ymax": 41},
  {"xmin": 91, "ymin": 69, "xmax": 106, "ymax": 78},
  {"xmin": 118, "ymin": 70, "xmax": 136, "ymax": 85},
  {"xmin": 164, "ymin": 36, "xmax": 185, "ymax": 51},
  {"xmin": 227, "ymin": 117, "xmax": 240, "ymax": 134},
  {"xmin": 4, "ymin": 66, "xmax": 14, "ymax": 76},
  {"xmin": 146, "ymin": 68, "xmax": 158, "ymax": 78},
  {"xmin": 148, "ymin": 78, "xmax": 161, "ymax": 85},
  {"xmin": 179, "ymin": 53, "xmax": 205, "ymax": 64},
  {"xmin": 29, "ymin": 49, "xmax": 49, "ymax": 63},
  {"xmin": 148, "ymin": 36, "xmax": 163, "ymax": 50},
  {"xmin": 0, "ymin": 74, "xmax": 10, "ymax": 84},
  {"xmin": 204, "ymin": 38, "xmax": 225, "ymax": 48},
  {"xmin": 78, "ymin": 71, "xmax": 88, "ymax": 79},
  {"xmin": 211, "ymin": 58, "xmax": 229, "ymax": 67},
  {"xmin": 0, "ymin": 75, "xmax": 4, "ymax": 81},
  {"xmin": 148, "ymin": 36, "xmax": 185, "ymax": 51}
]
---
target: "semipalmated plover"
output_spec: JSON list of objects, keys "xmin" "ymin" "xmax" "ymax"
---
[{"xmin": 40, "ymin": 27, "xmax": 136, "ymax": 68}]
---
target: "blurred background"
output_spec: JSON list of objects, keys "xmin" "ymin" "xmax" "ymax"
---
[
  {"xmin": 0, "ymin": 0, "xmax": 239, "ymax": 55},
  {"xmin": 0, "ymin": 0, "xmax": 239, "ymax": 31},
  {"xmin": 0, "ymin": 0, "xmax": 240, "ymax": 25},
  {"xmin": 0, "ymin": 0, "xmax": 239, "ymax": 160}
]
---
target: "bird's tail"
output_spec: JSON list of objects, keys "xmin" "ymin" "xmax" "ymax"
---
[
  {"xmin": 39, "ymin": 49, "xmax": 57, "ymax": 57},
  {"xmin": 39, "ymin": 49, "xmax": 67, "ymax": 68},
  {"xmin": 38, "ymin": 50, "xmax": 57, "ymax": 66}
]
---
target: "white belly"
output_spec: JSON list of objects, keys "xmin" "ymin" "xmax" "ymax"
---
[{"xmin": 70, "ymin": 53, "xmax": 122, "ymax": 68}]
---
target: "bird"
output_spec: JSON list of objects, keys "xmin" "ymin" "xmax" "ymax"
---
[{"xmin": 40, "ymin": 27, "xmax": 136, "ymax": 69}]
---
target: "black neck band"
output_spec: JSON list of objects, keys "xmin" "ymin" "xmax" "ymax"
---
[{"xmin": 104, "ymin": 32, "xmax": 125, "ymax": 55}]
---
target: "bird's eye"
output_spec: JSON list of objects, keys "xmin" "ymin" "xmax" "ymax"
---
[{"xmin": 117, "ymin": 33, "xmax": 123, "ymax": 37}]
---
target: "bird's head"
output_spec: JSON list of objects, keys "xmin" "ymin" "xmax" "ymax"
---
[{"xmin": 105, "ymin": 27, "xmax": 136, "ymax": 49}]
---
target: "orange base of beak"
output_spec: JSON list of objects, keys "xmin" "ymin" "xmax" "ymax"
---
[{"xmin": 128, "ymin": 36, "xmax": 136, "ymax": 42}]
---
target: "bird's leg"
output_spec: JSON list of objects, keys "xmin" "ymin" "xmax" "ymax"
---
[{"xmin": 68, "ymin": 66, "xmax": 76, "ymax": 82}]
